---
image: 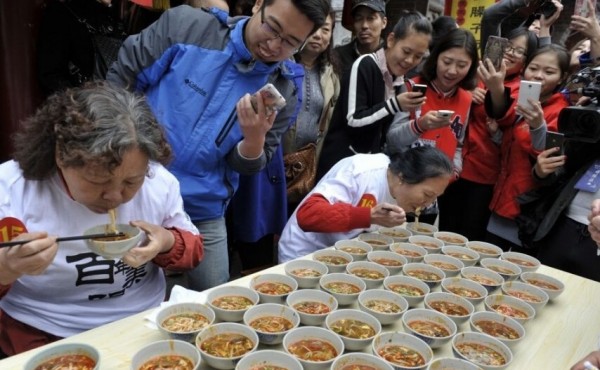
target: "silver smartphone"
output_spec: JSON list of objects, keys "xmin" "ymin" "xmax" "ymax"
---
[{"xmin": 517, "ymin": 80, "xmax": 542, "ymax": 110}]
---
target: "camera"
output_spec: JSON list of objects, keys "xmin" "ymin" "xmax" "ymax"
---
[
  {"xmin": 559, "ymin": 67, "xmax": 600, "ymax": 143},
  {"xmin": 538, "ymin": 1, "xmax": 557, "ymax": 18}
]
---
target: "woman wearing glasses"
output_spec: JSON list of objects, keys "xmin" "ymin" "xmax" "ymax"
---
[
  {"xmin": 438, "ymin": 27, "xmax": 538, "ymax": 241},
  {"xmin": 477, "ymin": 44, "xmax": 570, "ymax": 253}
]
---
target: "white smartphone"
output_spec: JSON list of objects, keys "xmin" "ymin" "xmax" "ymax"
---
[
  {"xmin": 517, "ymin": 80, "xmax": 542, "ymax": 110},
  {"xmin": 250, "ymin": 83, "xmax": 286, "ymax": 115},
  {"xmin": 437, "ymin": 110, "xmax": 454, "ymax": 118}
]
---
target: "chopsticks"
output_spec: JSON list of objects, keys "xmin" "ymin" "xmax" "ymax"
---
[{"xmin": 0, "ymin": 232, "xmax": 125, "ymax": 248}]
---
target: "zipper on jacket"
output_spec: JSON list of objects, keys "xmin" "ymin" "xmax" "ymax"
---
[{"xmin": 215, "ymin": 108, "xmax": 238, "ymax": 147}]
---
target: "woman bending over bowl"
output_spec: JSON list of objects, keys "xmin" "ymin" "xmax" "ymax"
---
[
  {"xmin": 278, "ymin": 146, "xmax": 453, "ymax": 263},
  {"xmin": 0, "ymin": 82, "xmax": 203, "ymax": 356}
]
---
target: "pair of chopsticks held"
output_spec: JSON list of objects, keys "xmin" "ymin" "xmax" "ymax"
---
[{"xmin": 0, "ymin": 232, "xmax": 125, "ymax": 248}]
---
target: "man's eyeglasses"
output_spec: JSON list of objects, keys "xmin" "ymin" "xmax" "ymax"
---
[
  {"xmin": 505, "ymin": 44, "xmax": 527, "ymax": 58},
  {"xmin": 260, "ymin": 6, "xmax": 304, "ymax": 53}
]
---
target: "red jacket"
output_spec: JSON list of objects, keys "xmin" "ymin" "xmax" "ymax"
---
[
  {"xmin": 489, "ymin": 91, "xmax": 569, "ymax": 219},
  {"xmin": 461, "ymin": 75, "xmax": 521, "ymax": 184},
  {"xmin": 411, "ymin": 77, "xmax": 472, "ymax": 163}
]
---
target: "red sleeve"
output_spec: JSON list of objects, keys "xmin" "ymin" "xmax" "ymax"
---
[
  {"xmin": 152, "ymin": 227, "xmax": 203, "ymax": 271},
  {"xmin": 296, "ymin": 194, "xmax": 372, "ymax": 233}
]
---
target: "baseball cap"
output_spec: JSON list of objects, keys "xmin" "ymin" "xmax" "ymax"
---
[{"xmin": 352, "ymin": 0, "xmax": 386, "ymax": 15}]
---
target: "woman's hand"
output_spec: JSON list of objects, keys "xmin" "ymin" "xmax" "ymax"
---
[
  {"xmin": 0, "ymin": 232, "xmax": 58, "ymax": 284},
  {"xmin": 477, "ymin": 59, "xmax": 506, "ymax": 95},
  {"xmin": 471, "ymin": 86, "xmax": 486, "ymax": 105},
  {"xmin": 396, "ymin": 91, "xmax": 426, "ymax": 112},
  {"xmin": 571, "ymin": 350, "xmax": 600, "ymax": 370},
  {"xmin": 516, "ymin": 100, "xmax": 545, "ymax": 129},
  {"xmin": 539, "ymin": 0, "xmax": 563, "ymax": 34},
  {"xmin": 416, "ymin": 111, "xmax": 452, "ymax": 131},
  {"xmin": 570, "ymin": 0, "xmax": 600, "ymax": 40},
  {"xmin": 534, "ymin": 147, "xmax": 565, "ymax": 178},
  {"xmin": 122, "ymin": 221, "xmax": 175, "ymax": 268},
  {"xmin": 588, "ymin": 200, "xmax": 600, "ymax": 245},
  {"xmin": 486, "ymin": 118, "xmax": 499, "ymax": 135},
  {"xmin": 371, "ymin": 203, "xmax": 406, "ymax": 227}
]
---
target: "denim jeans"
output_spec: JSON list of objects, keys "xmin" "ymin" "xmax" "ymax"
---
[{"xmin": 185, "ymin": 217, "xmax": 229, "ymax": 291}]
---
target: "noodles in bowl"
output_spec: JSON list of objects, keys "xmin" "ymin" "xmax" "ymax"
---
[
  {"xmin": 196, "ymin": 323, "xmax": 259, "ymax": 370},
  {"xmin": 156, "ymin": 302, "xmax": 215, "ymax": 342}
]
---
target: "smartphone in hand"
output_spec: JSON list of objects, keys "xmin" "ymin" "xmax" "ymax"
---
[
  {"xmin": 413, "ymin": 83, "xmax": 427, "ymax": 96},
  {"xmin": 250, "ymin": 83, "xmax": 287, "ymax": 115},
  {"xmin": 517, "ymin": 80, "xmax": 542, "ymax": 111},
  {"xmin": 484, "ymin": 36, "xmax": 509, "ymax": 70},
  {"xmin": 545, "ymin": 131, "xmax": 565, "ymax": 156}
]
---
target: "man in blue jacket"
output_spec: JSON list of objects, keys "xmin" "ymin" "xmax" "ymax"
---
[{"xmin": 107, "ymin": 0, "xmax": 331, "ymax": 291}]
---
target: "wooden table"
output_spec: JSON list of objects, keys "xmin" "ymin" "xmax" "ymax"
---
[{"xmin": 1, "ymin": 258, "xmax": 599, "ymax": 369}]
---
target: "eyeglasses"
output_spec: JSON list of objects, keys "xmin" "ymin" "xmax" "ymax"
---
[
  {"xmin": 505, "ymin": 44, "xmax": 527, "ymax": 58},
  {"xmin": 260, "ymin": 6, "xmax": 305, "ymax": 53}
]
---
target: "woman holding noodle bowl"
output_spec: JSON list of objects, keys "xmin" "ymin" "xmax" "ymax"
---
[
  {"xmin": 0, "ymin": 82, "xmax": 203, "ymax": 357},
  {"xmin": 278, "ymin": 146, "xmax": 453, "ymax": 263}
]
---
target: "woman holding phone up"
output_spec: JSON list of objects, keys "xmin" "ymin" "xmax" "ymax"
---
[{"xmin": 477, "ymin": 44, "xmax": 570, "ymax": 253}]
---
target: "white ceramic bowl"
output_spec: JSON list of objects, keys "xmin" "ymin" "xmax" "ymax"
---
[
  {"xmin": 131, "ymin": 340, "xmax": 200, "ymax": 370},
  {"xmin": 519, "ymin": 271, "xmax": 565, "ymax": 300},
  {"xmin": 235, "ymin": 350, "xmax": 303, "ymax": 370},
  {"xmin": 346, "ymin": 261, "xmax": 390, "ymax": 289},
  {"xmin": 378, "ymin": 226, "xmax": 413, "ymax": 242},
  {"xmin": 383, "ymin": 275, "xmax": 430, "ymax": 307},
  {"xmin": 368, "ymin": 250, "xmax": 408, "ymax": 275},
  {"xmin": 358, "ymin": 233, "xmax": 395, "ymax": 251},
  {"xmin": 196, "ymin": 323, "xmax": 259, "ymax": 370},
  {"xmin": 250, "ymin": 273, "xmax": 298, "ymax": 304},
  {"xmin": 156, "ymin": 302, "xmax": 216, "ymax": 342},
  {"xmin": 469, "ymin": 311, "xmax": 525, "ymax": 349},
  {"xmin": 406, "ymin": 221, "xmax": 438, "ymax": 237},
  {"xmin": 465, "ymin": 241, "xmax": 503, "ymax": 259},
  {"xmin": 402, "ymin": 308, "xmax": 458, "ymax": 349},
  {"xmin": 460, "ymin": 266, "xmax": 504, "ymax": 294},
  {"xmin": 409, "ymin": 235, "xmax": 444, "ymax": 254},
  {"xmin": 403, "ymin": 262, "xmax": 446, "ymax": 289},
  {"xmin": 334, "ymin": 239, "xmax": 372, "ymax": 261},
  {"xmin": 451, "ymin": 332, "xmax": 513, "ymax": 370},
  {"xmin": 84, "ymin": 223, "xmax": 143, "ymax": 259},
  {"xmin": 284, "ymin": 259, "xmax": 328, "ymax": 289},
  {"xmin": 442, "ymin": 245, "xmax": 481, "ymax": 267},
  {"xmin": 333, "ymin": 352, "xmax": 394, "ymax": 370},
  {"xmin": 500, "ymin": 281, "xmax": 549, "ymax": 314},
  {"xmin": 500, "ymin": 252, "xmax": 541, "ymax": 273},
  {"xmin": 326, "ymin": 309, "xmax": 382, "ymax": 350},
  {"xmin": 283, "ymin": 326, "xmax": 345, "ymax": 370},
  {"xmin": 286, "ymin": 289, "xmax": 338, "ymax": 326},
  {"xmin": 424, "ymin": 291, "xmax": 475, "ymax": 326},
  {"xmin": 390, "ymin": 242, "xmax": 428, "ymax": 263},
  {"xmin": 372, "ymin": 331, "xmax": 434, "ymax": 370},
  {"xmin": 441, "ymin": 277, "xmax": 489, "ymax": 306},
  {"xmin": 24, "ymin": 343, "xmax": 100, "ymax": 370},
  {"xmin": 484, "ymin": 294, "xmax": 536, "ymax": 326},
  {"xmin": 434, "ymin": 231, "xmax": 469, "ymax": 246},
  {"xmin": 319, "ymin": 272, "xmax": 366, "ymax": 306},
  {"xmin": 479, "ymin": 258, "xmax": 522, "ymax": 281},
  {"xmin": 243, "ymin": 303, "xmax": 300, "ymax": 345},
  {"xmin": 427, "ymin": 357, "xmax": 483, "ymax": 370},
  {"xmin": 358, "ymin": 288, "xmax": 409, "ymax": 326},
  {"xmin": 313, "ymin": 249, "xmax": 353, "ymax": 273},
  {"xmin": 424, "ymin": 253, "xmax": 464, "ymax": 277},
  {"xmin": 207, "ymin": 285, "xmax": 259, "ymax": 322}
]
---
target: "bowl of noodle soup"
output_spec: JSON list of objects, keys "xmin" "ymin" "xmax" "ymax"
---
[
  {"xmin": 235, "ymin": 350, "xmax": 303, "ymax": 370},
  {"xmin": 283, "ymin": 326, "xmax": 344, "ymax": 370},
  {"xmin": 358, "ymin": 288, "xmax": 409, "ymax": 326},
  {"xmin": 156, "ymin": 302, "xmax": 215, "ymax": 343},
  {"xmin": 286, "ymin": 289, "xmax": 338, "ymax": 326},
  {"xmin": 325, "ymin": 309, "xmax": 382, "ymax": 351},
  {"xmin": 243, "ymin": 303, "xmax": 300, "ymax": 345},
  {"xmin": 451, "ymin": 332, "xmax": 513, "ymax": 370},
  {"xmin": 84, "ymin": 223, "xmax": 143, "ymax": 259},
  {"xmin": 372, "ymin": 331, "xmax": 433, "ymax": 370},
  {"xmin": 332, "ymin": 352, "xmax": 394, "ymax": 370},
  {"xmin": 207, "ymin": 285, "xmax": 259, "ymax": 322},
  {"xmin": 24, "ymin": 342, "xmax": 100, "ymax": 370},
  {"xmin": 131, "ymin": 339, "xmax": 200, "ymax": 370},
  {"xmin": 196, "ymin": 323, "xmax": 259, "ymax": 370}
]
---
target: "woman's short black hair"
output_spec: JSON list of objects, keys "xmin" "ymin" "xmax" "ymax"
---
[{"xmin": 388, "ymin": 146, "xmax": 453, "ymax": 184}]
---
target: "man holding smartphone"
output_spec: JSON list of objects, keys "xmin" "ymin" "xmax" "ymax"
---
[{"xmin": 107, "ymin": 0, "xmax": 330, "ymax": 291}]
